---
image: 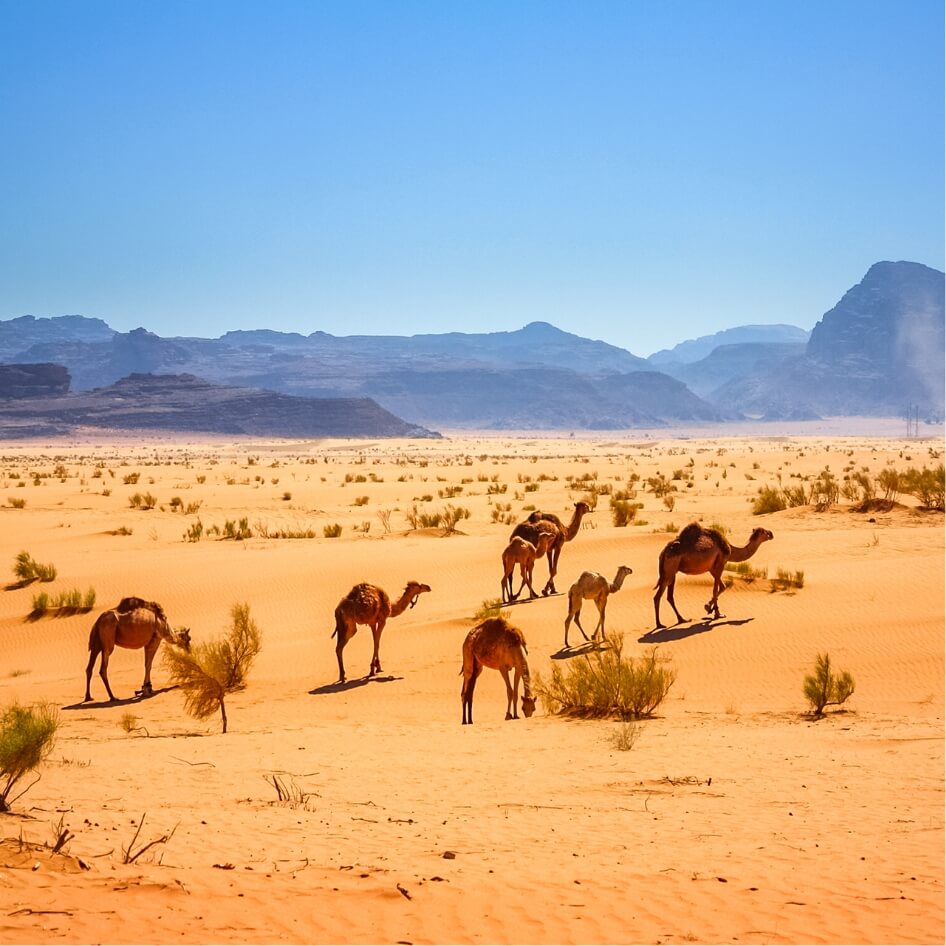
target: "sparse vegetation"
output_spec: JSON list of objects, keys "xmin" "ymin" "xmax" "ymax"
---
[
  {"xmin": 537, "ymin": 637, "xmax": 676, "ymax": 720},
  {"xmin": 323, "ymin": 523, "xmax": 343, "ymax": 538},
  {"xmin": 12, "ymin": 551, "xmax": 57, "ymax": 584},
  {"xmin": 0, "ymin": 702, "xmax": 59, "ymax": 812},
  {"xmin": 803, "ymin": 653, "xmax": 855, "ymax": 716},
  {"xmin": 163, "ymin": 603, "xmax": 262, "ymax": 733},
  {"xmin": 7, "ymin": 497, "xmax": 26, "ymax": 509},
  {"xmin": 471, "ymin": 598, "xmax": 510, "ymax": 622}
]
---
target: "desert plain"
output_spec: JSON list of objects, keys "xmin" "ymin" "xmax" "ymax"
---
[{"xmin": 0, "ymin": 424, "xmax": 942, "ymax": 945}]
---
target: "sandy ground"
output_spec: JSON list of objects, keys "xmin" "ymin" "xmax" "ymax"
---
[{"xmin": 0, "ymin": 426, "xmax": 942, "ymax": 945}]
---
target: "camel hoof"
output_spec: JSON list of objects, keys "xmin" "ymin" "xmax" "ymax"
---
[{"xmin": 505, "ymin": 712, "xmax": 513, "ymax": 720}]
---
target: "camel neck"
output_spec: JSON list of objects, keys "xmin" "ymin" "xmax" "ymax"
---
[{"xmin": 727, "ymin": 539, "xmax": 761, "ymax": 563}]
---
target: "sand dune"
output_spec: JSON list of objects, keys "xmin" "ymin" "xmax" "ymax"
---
[{"xmin": 0, "ymin": 429, "xmax": 942, "ymax": 944}]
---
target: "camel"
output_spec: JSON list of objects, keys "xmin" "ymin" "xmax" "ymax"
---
[
  {"xmin": 500, "ymin": 532, "xmax": 555, "ymax": 603},
  {"xmin": 84, "ymin": 597, "xmax": 191, "ymax": 702},
  {"xmin": 564, "ymin": 565, "xmax": 633, "ymax": 646},
  {"xmin": 332, "ymin": 581, "xmax": 431, "ymax": 683},
  {"xmin": 653, "ymin": 522, "xmax": 774, "ymax": 628},
  {"xmin": 510, "ymin": 500, "xmax": 591, "ymax": 596},
  {"xmin": 460, "ymin": 617, "xmax": 536, "ymax": 725}
]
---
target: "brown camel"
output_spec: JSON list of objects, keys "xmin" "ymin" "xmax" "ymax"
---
[
  {"xmin": 653, "ymin": 523, "xmax": 774, "ymax": 628},
  {"xmin": 500, "ymin": 531, "xmax": 555, "ymax": 603},
  {"xmin": 564, "ymin": 565, "xmax": 634, "ymax": 646},
  {"xmin": 84, "ymin": 597, "xmax": 191, "ymax": 702},
  {"xmin": 332, "ymin": 581, "xmax": 431, "ymax": 683},
  {"xmin": 510, "ymin": 500, "xmax": 591, "ymax": 595},
  {"xmin": 460, "ymin": 616, "xmax": 536, "ymax": 725}
]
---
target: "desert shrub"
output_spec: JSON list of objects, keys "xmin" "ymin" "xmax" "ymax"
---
[
  {"xmin": 163, "ymin": 603, "xmax": 262, "ymax": 733},
  {"xmin": 608, "ymin": 720, "xmax": 642, "ymax": 752},
  {"xmin": 0, "ymin": 702, "xmax": 59, "ymax": 812},
  {"xmin": 13, "ymin": 551, "xmax": 57, "ymax": 584},
  {"xmin": 610, "ymin": 498, "xmax": 641, "ymax": 527},
  {"xmin": 875, "ymin": 468, "xmax": 901, "ymax": 502},
  {"xmin": 7, "ymin": 497, "xmax": 26, "ymax": 509},
  {"xmin": 753, "ymin": 486, "xmax": 786, "ymax": 515},
  {"xmin": 662, "ymin": 494, "xmax": 676, "ymax": 512},
  {"xmin": 184, "ymin": 520, "xmax": 204, "ymax": 543},
  {"xmin": 323, "ymin": 523, "xmax": 343, "ymax": 538},
  {"xmin": 129, "ymin": 492, "xmax": 157, "ymax": 510},
  {"xmin": 537, "ymin": 637, "xmax": 676, "ymax": 720},
  {"xmin": 810, "ymin": 470, "xmax": 840, "ymax": 510},
  {"xmin": 645, "ymin": 474, "xmax": 676, "ymax": 499},
  {"xmin": 222, "ymin": 517, "xmax": 252, "ymax": 540},
  {"xmin": 471, "ymin": 598, "xmax": 510, "ymax": 622},
  {"xmin": 781, "ymin": 484, "xmax": 808, "ymax": 507},
  {"xmin": 901, "ymin": 464, "xmax": 945, "ymax": 510},
  {"xmin": 353, "ymin": 495, "xmax": 370, "ymax": 506},
  {"xmin": 803, "ymin": 652, "xmax": 855, "ymax": 716},
  {"xmin": 122, "ymin": 472, "xmax": 140, "ymax": 485},
  {"xmin": 440, "ymin": 504, "xmax": 471, "ymax": 534},
  {"xmin": 30, "ymin": 592, "xmax": 49, "ymax": 615},
  {"xmin": 724, "ymin": 561, "xmax": 768, "ymax": 582}
]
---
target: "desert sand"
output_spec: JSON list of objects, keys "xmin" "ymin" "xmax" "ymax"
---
[{"xmin": 0, "ymin": 426, "xmax": 942, "ymax": 945}]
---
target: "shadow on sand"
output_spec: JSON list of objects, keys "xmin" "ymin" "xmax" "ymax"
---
[
  {"xmin": 638, "ymin": 616, "xmax": 753, "ymax": 644},
  {"xmin": 62, "ymin": 684, "xmax": 179, "ymax": 711},
  {"xmin": 551, "ymin": 638, "xmax": 611, "ymax": 660},
  {"xmin": 309, "ymin": 674, "xmax": 403, "ymax": 696}
]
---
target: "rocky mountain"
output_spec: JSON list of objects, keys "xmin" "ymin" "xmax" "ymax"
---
[
  {"xmin": 712, "ymin": 261, "xmax": 945, "ymax": 418},
  {"xmin": 656, "ymin": 342, "xmax": 808, "ymax": 399},
  {"xmin": 0, "ymin": 373, "xmax": 440, "ymax": 439},
  {"xmin": 2, "ymin": 260, "xmax": 940, "ymax": 428},
  {"xmin": 0, "ymin": 363, "xmax": 71, "ymax": 399},
  {"xmin": 648, "ymin": 324, "xmax": 810, "ymax": 365}
]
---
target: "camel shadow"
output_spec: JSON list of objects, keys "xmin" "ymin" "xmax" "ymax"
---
[
  {"xmin": 551, "ymin": 639, "xmax": 610, "ymax": 660},
  {"xmin": 638, "ymin": 616, "xmax": 753, "ymax": 644},
  {"xmin": 62, "ymin": 685, "xmax": 179, "ymax": 711},
  {"xmin": 309, "ymin": 674, "xmax": 403, "ymax": 696}
]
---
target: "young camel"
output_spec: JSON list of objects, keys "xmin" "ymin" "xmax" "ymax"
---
[
  {"xmin": 461, "ymin": 617, "xmax": 536, "ymax": 725},
  {"xmin": 564, "ymin": 565, "xmax": 633, "ymax": 647},
  {"xmin": 653, "ymin": 522, "xmax": 774, "ymax": 628},
  {"xmin": 509, "ymin": 501, "xmax": 591, "ymax": 595},
  {"xmin": 84, "ymin": 597, "xmax": 191, "ymax": 702},
  {"xmin": 500, "ymin": 532, "xmax": 555, "ymax": 603},
  {"xmin": 332, "ymin": 581, "xmax": 431, "ymax": 683}
]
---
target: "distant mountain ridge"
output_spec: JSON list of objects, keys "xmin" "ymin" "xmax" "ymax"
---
[
  {"xmin": 0, "ymin": 373, "xmax": 440, "ymax": 439},
  {"xmin": 2, "ymin": 260, "xmax": 942, "ymax": 429}
]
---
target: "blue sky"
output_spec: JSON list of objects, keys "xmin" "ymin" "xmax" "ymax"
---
[{"xmin": 1, "ymin": 0, "xmax": 942, "ymax": 356}]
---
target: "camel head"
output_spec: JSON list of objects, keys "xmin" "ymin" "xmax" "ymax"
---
[
  {"xmin": 174, "ymin": 627, "xmax": 192, "ymax": 651},
  {"xmin": 404, "ymin": 581, "xmax": 432, "ymax": 609},
  {"xmin": 521, "ymin": 694, "xmax": 536, "ymax": 718},
  {"xmin": 750, "ymin": 528, "xmax": 774, "ymax": 545},
  {"xmin": 575, "ymin": 501, "xmax": 591, "ymax": 516}
]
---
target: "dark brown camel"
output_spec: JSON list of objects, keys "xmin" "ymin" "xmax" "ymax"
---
[
  {"xmin": 84, "ymin": 597, "xmax": 191, "ymax": 702},
  {"xmin": 653, "ymin": 522, "xmax": 774, "ymax": 628},
  {"xmin": 332, "ymin": 581, "xmax": 431, "ymax": 683},
  {"xmin": 509, "ymin": 501, "xmax": 591, "ymax": 595},
  {"xmin": 460, "ymin": 616, "xmax": 535, "ymax": 725}
]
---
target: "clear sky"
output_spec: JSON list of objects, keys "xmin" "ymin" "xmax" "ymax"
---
[{"xmin": 1, "ymin": 0, "xmax": 942, "ymax": 356}]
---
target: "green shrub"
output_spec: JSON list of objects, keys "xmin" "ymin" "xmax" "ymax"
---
[
  {"xmin": 440, "ymin": 504, "xmax": 471, "ymax": 534},
  {"xmin": 753, "ymin": 486, "xmax": 786, "ymax": 515},
  {"xmin": 30, "ymin": 592, "xmax": 49, "ymax": 615},
  {"xmin": 471, "ymin": 598, "xmax": 509, "ymax": 622},
  {"xmin": 163, "ymin": 603, "xmax": 262, "ymax": 733},
  {"xmin": 608, "ymin": 720, "xmax": 642, "ymax": 752},
  {"xmin": 13, "ymin": 551, "xmax": 57, "ymax": 584},
  {"xmin": 803, "ymin": 653, "xmax": 855, "ymax": 716},
  {"xmin": 222, "ymin": 517, "xmax": 252, "ymax": 540},
  {"xmin": 901, "ymin": 464, "xmax": 945, "ymax": 510},
  {"xmin": 538, "ymin": 637, "xmax": 676, "ymax": 720},
  {"xmin": 875, "ymin": 468, "xmax": 901, "ymax": 502},
  {"xmin": 610, "ymin": 498, "xmax": 641, "ymax": 527},
  {"xmin": 184, "ymin": 520, "xmax": 204, "ymax": 543},
  {"xmin": 0, "ymin": 703, "xmax": 58, "ymax": 812}
]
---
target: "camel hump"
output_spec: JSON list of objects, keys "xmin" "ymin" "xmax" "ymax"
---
[
  {"xmin": 115, "ymin": 597, "xmax": 166, "ymax": 620},
  {"xmin": 677, "ymin": 522, "xmax": 703, "ymax": 546}
]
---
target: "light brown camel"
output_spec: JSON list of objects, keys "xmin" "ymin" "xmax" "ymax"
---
[
  {"xmin": 460, "ymin": 616, "xmax": 536, "ymax": 725},
  {"xmin": 332, "ymin": 581, "xmax": 431, "ymax": 683},
  {"xmin": 84, "ymin": 597, "xmax": 191, "ymax": 702},
  {"xmin": 510, "ymin": 500, "xmax": 591, "ymax": 596},
  {"xmin": 564, "ymin": 565, "xmax": 634, "ymax": 647},
  {"xmin": 500, "ymin": 531, "xmax": 555, "ymax": 603},
  {"xmin": 653, "ymin": 522, "xmax": 774, "ymax": 628}
]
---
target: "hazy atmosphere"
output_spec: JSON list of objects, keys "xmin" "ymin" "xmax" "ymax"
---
[{"xmin": 2, "ymin": 0, "xmax": 943, "ymax": 354}]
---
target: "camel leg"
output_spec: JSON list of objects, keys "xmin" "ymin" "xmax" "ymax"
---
[
  {"xmin": 705, "ymin": 567, "xmax": 725, "ymax": 619},
  {"xmin": 369, "ymin": 617, "xmax": 387, "ymax": 676},
  {"xmin": 84, "ymin": 638, "xmax": 102, "ymax": 702},
  {"xmin": 500, "ymin": 667, "xmax": 517, "ymax": 719},
  {"xmin": 98, "ymin": 645, "xmax": 118, "ymax": 702},
  {"xmin": 520, "ymin": 562, "xmax": 537, "ymax": 600},
  {"xmin": 666, "ymin": 577, "xmax": 686, "ymax": 625},
  {"xmin": 542, "ymin": 547, "xmax": 558, "ymax": 596},
  {"xmin": 335, "ymin": 623, "xmax": 354, "ymax": 684},
  {"xmin": 461, "ymin": 662, "xmax": 481, "ymax": 725},
  {"xmin": 594, "ymin": 601, "xmax": 606, "ymax": 641},
  {"xmin": 501, "ymin": 567, "xmax": 515, "ymax": 603},
  {"xmin": 140, "ymin": 635, "xmax": 161, "ymax": 696}
]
